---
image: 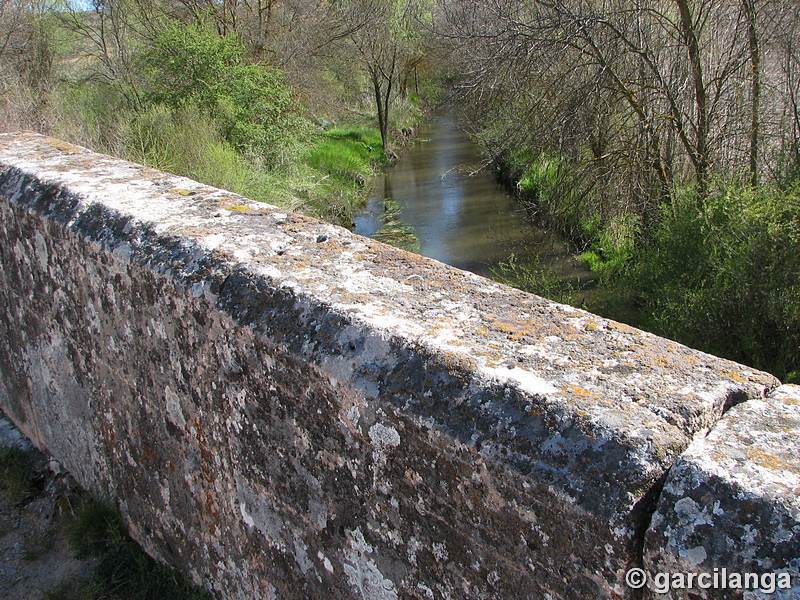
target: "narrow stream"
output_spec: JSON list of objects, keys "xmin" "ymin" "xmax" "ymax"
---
[{"xmin": 354, "ymin": 115, "xmax": 591, "ymax": 284}]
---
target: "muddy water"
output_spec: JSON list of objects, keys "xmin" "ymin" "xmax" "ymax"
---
[{"xmin": 354, "ymin": 115, "xmax": 591, "ymax": 284}]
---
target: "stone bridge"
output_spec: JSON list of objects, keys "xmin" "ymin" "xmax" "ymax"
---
[{"xmin": 0, "ymin": 132, "xmax": 798, "ymax": 599}]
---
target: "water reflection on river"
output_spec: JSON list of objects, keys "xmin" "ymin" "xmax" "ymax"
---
[{"xmin": 354, "ymin": 115, "xmax": 591, "ymax": 284}]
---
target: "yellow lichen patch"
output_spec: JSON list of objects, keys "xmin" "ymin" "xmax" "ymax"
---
[
  {"xmin": 586, "ymin": 322, "xmax": 599, "ymax": 331},
  {"xmin": 718, "ymin": 369, "xmax": 745, "ymax": 384},
  {"xmin": 47, "ymin": 140, "xmax": 83, "ymax": 154},
  {"xmin": 168, "ymin": 188, "xmax": 194, "ymax": 196},
  {"xmin": 639, "ymin": 350, "xmax": 700, "ymax": 371},
  {"xmin": 608, "ymin": 321, "xmax": 639, "ymax": 334},
  {"xmin": 492, "ymin": 321, "xmax": 518, "ymax": 335},
  {"xmin": 227, "ymin": 205, "xmax": 252, "ymax": 212},
  {"xmin": 747, "ymin": 447, "xmax": 800, "ymax": 474},
  {"xmin": 563, "ymin": 385, "xmax": 600, "ymax": 399},
  {"xmin": 485, "ymin": 317, "xmax": 548, "ymax": 343},
  {"xmin": 563, "ymin": 333, "xmax": 586, "ymax": 341}
]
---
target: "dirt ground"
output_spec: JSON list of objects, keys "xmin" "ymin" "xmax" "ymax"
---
[{"xmin": 0, "ymin": 415, "xmax": 98, "ymax": 600}]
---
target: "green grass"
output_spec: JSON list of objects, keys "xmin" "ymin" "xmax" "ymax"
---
[
  {"xmin": 0, "ymin": 446, "xmax": 41, "ymax": 503},
  {"xmin": 305, "ymin": 124, "xmax": 386, "ymax": 186},
  {"xmin": 61, "ymin": 495, "xmax": 212, "ymax": 600}
]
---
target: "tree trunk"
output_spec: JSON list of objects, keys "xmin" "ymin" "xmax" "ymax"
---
[
  {"xmin": 372, "ymin": 71, "xmax": 389, "ymax": 151},
  {"xmin": 676, "ymin": 0, "xmax": 710, "ymax": 193},
  {"xmin": 743, "ymin": 0, "xmax": 761, "ymax": 186}
]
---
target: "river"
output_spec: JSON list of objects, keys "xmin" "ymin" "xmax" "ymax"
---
[{"xmin": 353, "ymin": 115, "xmax": 591, "ymax": 285}]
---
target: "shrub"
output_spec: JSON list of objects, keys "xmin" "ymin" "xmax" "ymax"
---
[
  {"xmin": 492, "ymin": 253, "xmax": 576, "ymax": 305},
  {"xmin": 626, "ymin": 182, "xmax": 800, "ymax": 381},
  {"xmin": 50, "ymin": 81, "xmax": 132, "ymax": 157},
  {"xmin": 143, "ymin": 21, "xmax": 311, "ymax": 166},
  {"xmin": 123, "ymin": 104, "xmax": 291, "ymax": 203}
]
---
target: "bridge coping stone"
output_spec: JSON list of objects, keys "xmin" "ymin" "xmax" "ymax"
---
[
  {"xmin": 643, "ymin": 383, "xmax": 800, "ymax": 599},
  {"xmin": 0, "ymin": 132, "xmax": 790, "ymax": 599}
]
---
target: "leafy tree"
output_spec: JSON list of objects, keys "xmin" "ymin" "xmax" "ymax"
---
[
  {"xmin": 347, "ymin": 0, "xmax": 432, "ymax": 152},
  {"xmin": 143, "ymin": 20, "xmax": 310, "ymax": 164}
]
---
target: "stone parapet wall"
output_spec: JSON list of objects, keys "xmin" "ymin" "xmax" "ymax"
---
[
  {"xmin": 644, "ymin": 384, "xmax": 800, "ymax": 599},
  {"xmin": 0, "ymin": 132, "xmax": 795, "ymax": 599}
]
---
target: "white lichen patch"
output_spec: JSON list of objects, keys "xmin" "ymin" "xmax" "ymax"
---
[
  {"xmin": 235, "ymin": 478, "xmax": 287, "ymax": 551},
  {"xmin": 481, "ymin": 366, "xmax": 558, "ymax": 397},
  {"xmin": 318, "ymin": 551, "xmax": 334, "ymax": 573},
  {"xmin": 369, "ymin": 423, "xmax": 400, "ymax": 450},
  {"xmin": 164, "ymin": 385, "xmax": 186, "ymax": 429},
  {"xmin": 431, "ymin": 542, "xmax": 448, "ymax": 562},
  {"xmin": 340, "ymin": 268, "xmax": 413, "ymax": 297},
  {"xmin": 343, "ymin": 528, "xmax": 398, "ymax": 600},
  {"xmin": 200, "ymin": 233, "xmax": 226, "ymax": 250},
  {"xmin": 293, "ymin": 537, "xmax": 314, "ymax": 575},
  {"xmin": 679, "ymin": 545, "xmax": 707, "ymax": 568}
]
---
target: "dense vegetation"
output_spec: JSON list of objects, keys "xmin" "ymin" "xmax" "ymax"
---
[
  {"xmin": 1, "ymin": 0, "xmax": 797, "ymax": 382},
  {"xmin": 0, "ymin": 0, "xmax": 436, "ymax": 227}
]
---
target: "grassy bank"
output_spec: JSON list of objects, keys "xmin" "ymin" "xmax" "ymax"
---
[{"xmin": 3, "ymin": 14, "xmax": 430, "ymax": 230}]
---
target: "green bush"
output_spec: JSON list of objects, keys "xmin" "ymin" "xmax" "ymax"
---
[
  {"xmin": 63, "ymin": 496, "xmax": 127, "ymax": 558},
  {"xmin": 578, "ymin": 213, "xmax": 640, "ymax": 284},
  {"xmin": 143, "ymin": 21, "xmax": 310, "ymax": 166},
  {"xmin": 626, "ymin": 182, "xmax": 800, "ymax": 381}
]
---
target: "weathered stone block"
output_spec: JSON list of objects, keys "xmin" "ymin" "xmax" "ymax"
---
[
  {"xmin": 644, "ymin": 385, "xmax": 800, "ymax": 599},
  {"xmin": 0, "ymin": 132, "xmax": 781, "ymax": 599}
]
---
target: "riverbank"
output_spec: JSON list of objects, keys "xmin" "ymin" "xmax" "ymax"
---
[{"xmin": 484, "ymin": 149, "xmax": 800, "ymax": 384}]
